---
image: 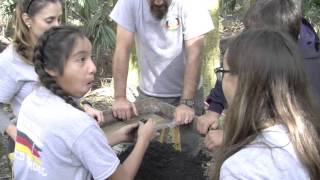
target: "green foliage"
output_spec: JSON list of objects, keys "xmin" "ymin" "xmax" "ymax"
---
[
  {"xmin": 304, "ymin": 0, "xmax": 320, "ymax": 35},
  {"xmin": 0, "ymin": 0, "xmax": 15, "ymax": 18},
  {"xmin": 0, "ymin": 0, "xmax": 16, "ymax": 38},
  {"xmin": 66, "ymin": 0, "xmax": 116, "ymax": 60}
]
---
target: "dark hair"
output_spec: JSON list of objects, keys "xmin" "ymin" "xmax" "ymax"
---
[
  {"xmin": 243, "ymin": 0, "xmax": 302, "ymax": 41},
  {"xmin": 13, "ymin": 0, "xmax": 62, "ymax": 63},
  {"xmin": 213, "ymin": 29, "xmax": 320, "ymax": 179},
  {"xmin": 33, "ymin": 26, "xmax": 87, "ymax": 110}
]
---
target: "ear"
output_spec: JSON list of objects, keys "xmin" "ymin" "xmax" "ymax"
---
[
  {"xmin": 22, "ymin": 13, "xmax": 32, "ymax": 28},
  {"xmin": 45, "ymin": 68, "xmax": 58, "ymax": 77}
]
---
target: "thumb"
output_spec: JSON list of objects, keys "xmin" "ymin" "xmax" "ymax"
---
[{"xmin": 131, "ymin": 102, "xmax": 138, "ymax": 116}]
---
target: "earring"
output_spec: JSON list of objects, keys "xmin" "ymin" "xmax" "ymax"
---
[{"xmin": 27, "ymin": 24, "xmax": 30, "ymax": 28}]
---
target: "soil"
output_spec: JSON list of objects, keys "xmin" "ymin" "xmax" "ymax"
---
[{"xmin": 118, "ymin": 141, "xmax": 211, "ymax": 180}]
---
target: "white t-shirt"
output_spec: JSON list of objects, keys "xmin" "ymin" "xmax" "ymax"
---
[
  {"xmin": 220, "ymin": 125, "xmax": 309, "ymax": 180},
  {"xmin": 14, "ymin": 86, "xmax": 119, "ymax": 180},
  {"xmin": 110, "ymin": 0, "xmax": 214, "ymax": 97},
  {"xmin": 0, "ymin": 44, "xmax": 38, "ymax": 115}
]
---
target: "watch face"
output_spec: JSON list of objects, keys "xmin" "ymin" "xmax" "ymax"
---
[{"xmin": 181, "ymin": 99, "xmax": 194, "ymax": 108}]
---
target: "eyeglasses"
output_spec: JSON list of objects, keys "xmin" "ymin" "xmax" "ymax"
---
[
  {"xmin": 214, "ymin": 67, "xmax": 231, "ymax": 81},
  {"xmin": 26, "ymin": 0, "xmax": 35, "ymax": 13}
]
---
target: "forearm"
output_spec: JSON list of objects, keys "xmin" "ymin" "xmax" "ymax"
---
[
  {"xmin": 182, "ymin": 37, "xmax": 204, "ymax": 99},
  {"xmin": 121, "ymin": 138, "xmax": 149, "ymax": 178},
  {"xmin": 113, "ymin": 25, "xmax": 134, "ymax": 100},
  {"xmin": 107, "ymin": 133, "xmax": 123, "ymax": 146},
  {"xmin": 113, "ymin": 51, "xmax": 130, "ymax": 99}
]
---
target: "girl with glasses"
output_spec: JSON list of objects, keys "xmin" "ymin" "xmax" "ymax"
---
[{"xmin": 213, "ymin": 29, "xmax": 320, "ymax": 179}]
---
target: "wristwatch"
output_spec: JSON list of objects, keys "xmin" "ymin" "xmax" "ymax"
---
[{"xmin": 180, "ymin": 99, "xmax": 195, "ymax": 108}]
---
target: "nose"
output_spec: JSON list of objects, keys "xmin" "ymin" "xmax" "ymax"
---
[
  {"xmin": 154, "ymin": 0, "xmax": 164, "ymax": 5},
  {"xmin": 52, "ymin": 19, "xmax": 60, "ymax": 27},
  {"xmin": 88, "ymin": 58, "xmax": 97, "ymax": 75}
]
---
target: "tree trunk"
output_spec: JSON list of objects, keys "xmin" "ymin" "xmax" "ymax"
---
[{"xmin": 201, "ymin": 0, "xmax": 220, "ymax": 97}]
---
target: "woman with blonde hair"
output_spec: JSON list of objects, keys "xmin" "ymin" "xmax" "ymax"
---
[
  {"xmin": 213, "ymin": 29, "xmax": 320, "ymax": 179},
  {"xmin": 0, "ymin": 0, "xmax": 103, "ymax": 143}
]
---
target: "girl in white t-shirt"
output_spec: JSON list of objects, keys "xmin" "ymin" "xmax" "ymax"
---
[
  {"xmin": 213, "ymin": 29, "xmax": 320, "ymax": 179},
  {"xmin": 0, "ymin": 0, "xmax": 103, "ymax": 142},
  {"xmin": 14, "ymin": 26, "xmax": 157, "ymax": 180}
]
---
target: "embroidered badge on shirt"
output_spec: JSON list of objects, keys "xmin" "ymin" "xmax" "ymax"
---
[{"xmin": 165, "ymin": 16, "xmax": 180, "ymax": 30}]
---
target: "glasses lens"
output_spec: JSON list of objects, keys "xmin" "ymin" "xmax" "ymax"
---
[
  {"xmin": 215, "ymin": 67, "xmax": 223, "ymax": 81},
  {"xmin": 217, "ymin": 72, "xmax": 223, "ymax": 81}
]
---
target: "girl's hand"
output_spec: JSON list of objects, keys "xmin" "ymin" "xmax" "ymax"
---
[
  {"xmin": 5, "ymin": 124, "xmax": 17, "ymax": 141},
  {"xmin": 83, "ymin": 104, "xmax": 104, "ymax": 124},
  {"xmin": 117, "ymin": 123, "xmax": 139, "ymax": 143},
  {"xmin": 137, "ymin": 119, "xmax": 157, "ymax": 142}
]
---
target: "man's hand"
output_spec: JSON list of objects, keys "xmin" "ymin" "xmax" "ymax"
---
[
  {"xmin": 83, "ymin": 104, "xmax": 104, "ymax": 124},
  {"xmin": 112, "ymin": 97, "xmax": 138, "ymax": 120},
  {"xmin": 5, "ymin": 124, "xmax": 17, "ymax": 141},
  {"xmin": 174, "ymin": 104, "xmax": 195, "ymax": 125},
  {"xmin": 196, "ymin": 111, "xmax": 220, "ymax": 134},
  {"xmin": 204, "ymin": 129, "xmax": 223, "ymax": 150}
]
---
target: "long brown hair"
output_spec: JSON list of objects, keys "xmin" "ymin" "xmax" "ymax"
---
[
  {"xmin": 12, "ymin": 0, "xmax": 61, "ymax": 63},
  {"xmin": 213, "ymin": 29, "xmax": 320, "ymax": 179}
]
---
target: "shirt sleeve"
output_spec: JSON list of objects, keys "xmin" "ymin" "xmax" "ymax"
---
[
  {"xmin": 72, "ymin": 125, "xmax": 120, "ymax": 180},
  {"xmin": 220, "ymin": 157, "xmax": 259, "ymax": 180},
  {"xmin": 0, "ymin": 65, "xmax": 21, "ymax": 103},
  {"xmin": 206, "ymin": 80, "xmax": 225, "ymax": 114},
  {"xmin": 182, "ymin": 0, "xmax": 214, "ymax": 40},
  {"xmin": 109, "ymin": 0, "xmax": 136, "ymax": 32}
]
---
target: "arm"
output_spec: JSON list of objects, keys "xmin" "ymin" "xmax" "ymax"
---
[
  {"xmin": 175, "ymin": 36, "xmax": 204, "ymax": 124},
  {"xmin": 112, "ymin": 25, "xmax": 137, "ymax": 120},
  {"xmin": 196, "ymin": 80, "xmax": 225, "ymax": 134},
  {"xmin": 109, "ymin": 120, "xmax": 156, "ymax": 180},
  {"xmin": 71, "ymin": 120, "xmax": 155, "ymax": 180},
  {"xmin": 207, "ymin": 80, "xmax": 226, "ymax": 114},
  {"xmin": 182, "ymin": 36, "xmax": 204, "ymax": 100}
]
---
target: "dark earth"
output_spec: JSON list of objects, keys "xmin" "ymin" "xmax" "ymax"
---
[{"xmin": 118, "ymin": 141, "xmax": 211, "ymax": 180}]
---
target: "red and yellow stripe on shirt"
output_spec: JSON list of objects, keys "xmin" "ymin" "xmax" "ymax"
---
[{"xmin": 15, "ymin": 130, "xmax": 42, "ymax": 166}]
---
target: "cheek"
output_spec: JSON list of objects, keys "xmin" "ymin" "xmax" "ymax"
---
[
  {"xmin": 32, "ymin": 22, "xmax": 48, "ymax": 37},
  {"xmin": 222, "ymin": 76, "xmax": 237, "ymax": 105}
]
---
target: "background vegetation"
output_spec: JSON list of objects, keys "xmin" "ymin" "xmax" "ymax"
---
[{"xmin": 0, "ymin": 0, "xmax": 319, "ymax": 92}]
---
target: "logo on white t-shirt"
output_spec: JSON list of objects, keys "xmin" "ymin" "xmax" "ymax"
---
[{"xmin": 165, "ymin": 16, "xmax": 180, "ymax": 30}]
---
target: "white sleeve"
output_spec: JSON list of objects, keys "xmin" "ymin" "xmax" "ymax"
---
[
  {"xmin": 109, "ymin": 0, "xmax": 136, "ymax": 32},
  {"xmin": 182, "ymin": 0, "xmax": 214, "ymax": 40},
  {"xmin": 0, "ymin": 66, "xmax": 21, "ymax": 103},
  {"xmin": 72, "ymin": 125, "xmax": 120, "ymax": 180}
]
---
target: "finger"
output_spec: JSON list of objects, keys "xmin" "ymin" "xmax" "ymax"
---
[
  {"xmin": 113, "ymin": 109, "xmax": 119, "ymax": 119},
  {"xmin": 99, "ymin": 112, "xmax": 105, "ymax": 123},
  {"xmin": 206, "ymin": 142, "xmax": 214, "ymax": 150},
  {"xmin": 112, "ymin": 106, "xmax": 118, "ymax": 118},
  {"xmin": 185, "ymin": 114, "xmax": 193, "ymax": 124},
  {"xmin": 176, "ymin": 113, "xmax": 184, "ymax": 125},
  {"xmin": 119, "ymin": 111, "xmax": 126, "ymax": 120},
  {"xmin": 173, "ymin": 111, "xmax": 178, "ymax": 122},
  {"xmin": 131, "ymin": 103, "xmax": 138, "ymax": 116},
  {"xmin": 129, "ymin": 122, "xmax": 139, "ymax": 129},
  {"xmin": 125, "ymin": 110, "xmax": 131, "ymax": 120}
]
